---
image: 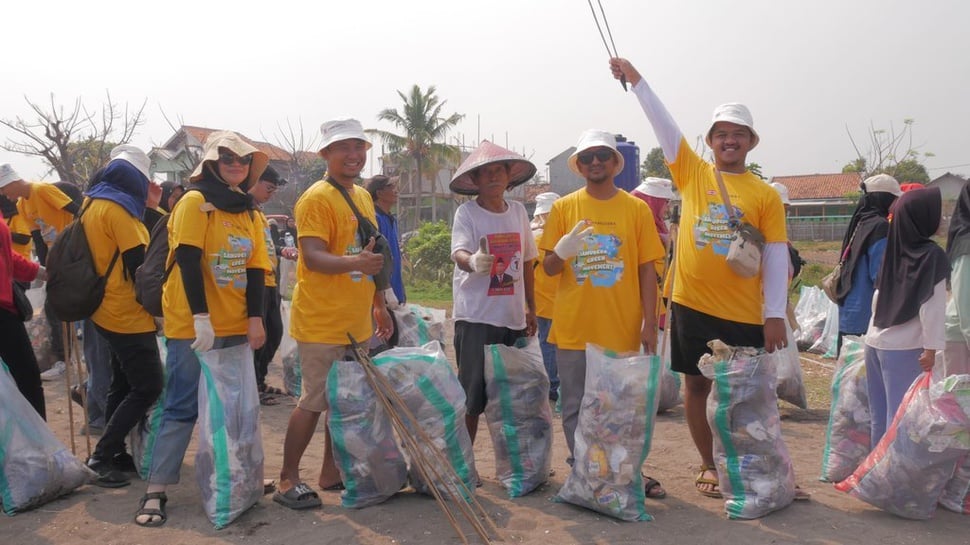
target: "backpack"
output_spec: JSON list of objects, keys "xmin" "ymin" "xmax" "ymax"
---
[
  {"xmin": 45, "ymin": 201, "xmax": 119, "ymax": 322},
  {"xmin": 788, "ymin": 243, "xmax": 805, "ymax": 278},
  {"xmin": 134, "ymin": 217, "xmax": 175, "ymax": 317}
]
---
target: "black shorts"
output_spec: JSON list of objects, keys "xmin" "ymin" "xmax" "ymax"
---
[
  {"xmin": 453, "ymin": 320, "xmax": 526, "ymax": 416},
  {"xmin": 669, "ymin": 302, "xmax": 764, "ymax": 376}
]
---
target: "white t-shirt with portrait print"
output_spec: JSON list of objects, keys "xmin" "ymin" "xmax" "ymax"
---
[{"xmin": 451, "ymin": 199, "xmax": 538, "ymax": 329}]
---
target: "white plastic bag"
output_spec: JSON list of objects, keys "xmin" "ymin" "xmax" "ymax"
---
[
  {"xmin": 656, "ymin": 331, "xmax": 683, "ymax": 413},
  {"xmin": 484, "ymin": 338, "xmax": 553, "ymax": 497},
  {"xmin": 794, "ymin": 285, "xmax": 828, "ymax": 351},
  {"xmin": 699, "ymin": 340, "xmax": 796, "ymax": 519},
  {"xmin": 0, "ymin": 360, "xmax": 94, "ymax": 514},
  {"xmin": 279, "ymin": 301, "xmax": 301, "ymax": 396},
  {"xmin": 555, "ymin": 344, "xmax": 662, "ymax": 522},
  {"xmin": 195, "ymin": 344, "xmax": 264, "ymax": 529},
  {"xmin": 819, "ymin": 336, "xmax": 870, "ymax": 482},
  {"xmin": 775, "ymin": 323, "xmax": 807, "ymax": 409},
  {"xmin": 372, "ymin": 343, "xmax": 477, "ymax": 498},
  {"xmin": 327, "ymin": 360, "xmax": 408, "ymax": 508},
  {"xmin": 392, "ymin": 303, "xmax": 447, "ymax": 348}
]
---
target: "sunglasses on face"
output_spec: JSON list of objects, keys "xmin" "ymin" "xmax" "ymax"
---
[
  {"xmin": 576, "ymin": 149, "xmax": 615, "ymax": 165},
  {"xmin": 218, "ymin": 153, "xmax": 253, "ymax": 166}
]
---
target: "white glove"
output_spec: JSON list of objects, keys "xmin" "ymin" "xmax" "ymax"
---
[
  {"xmin": 554, "ymin": 220, "xmax": 593, "ymax": 260},
  {"xmin": 468, "ymin": 237, "xmax": 495, "ymax": 274},
  {"xmin": 191, "ymin": 314, "xmax": 215, "ymax": 352}
]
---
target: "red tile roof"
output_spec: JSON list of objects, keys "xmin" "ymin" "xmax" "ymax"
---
[
  {"xmin": 176, "ymin": 125, "xmax": 298, "ymax": 162},
  {"xmin": 769, "ymin": 172, "xmax": 862, "ymax": 200},
  {"xmin": 523, "ymin": 183, "xmax": 552, "ymax": 203}
]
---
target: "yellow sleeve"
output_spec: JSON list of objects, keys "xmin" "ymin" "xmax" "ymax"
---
[
  {"xmin": 170, "ymin": 192, "xmax": 208, "ymax": 249},
  {"xmin": 36, "ymin": 183, "xmax": 73, "ymax": 211},
  {"xmin": 296, "ymin": 189, "xmax": 336, "ymax": 245},
  {"xmin": 760, "ymin": 187, "xmax": 789, "ymax": 244},
  {"xmin": 247, "ymin": 212, "xmax": 272, "ymax": 271},
  {"xmin": 667, "ymin": 136, "xmax": 705, "ymax": 192}
]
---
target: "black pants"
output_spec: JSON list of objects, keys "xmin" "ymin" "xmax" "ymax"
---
[
  {"xmin": 254, "ymin": 286, "xmax": 283, "ymax": 388},
  {"xmin": 91, "ymin": 325, "xmax": 163, "ymax": 462},
  {"xmin": 0, "ymin": 308, "xmax": 46, "ymax": 419}
]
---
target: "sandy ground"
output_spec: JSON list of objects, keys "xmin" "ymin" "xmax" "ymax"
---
[{"xmin": 2, "ymin": 350, "xmax": 969, "ymax": 545}]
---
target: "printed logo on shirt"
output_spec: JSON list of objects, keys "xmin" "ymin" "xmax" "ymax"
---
[
  {"xmin": 211, "ymin": 234, "xmax": 253, "ymax": 288},
  {"xmin": 347, "ymin": 230, "xmax": 364, "ymax": 282},
  {"xmin": 485, "ymin": 232, "xmax": 522, "ymax": 296},
  {"xmin": 693, "ymin": 202, "xmax": 745, "ymax": 256},
  {"xmin": 571, "ymin": 233, "xmax": 624, "ymax": 287}
]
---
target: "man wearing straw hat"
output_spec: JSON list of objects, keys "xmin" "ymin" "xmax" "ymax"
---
[
  {"xmin": 539, "ymin": 129, "xmax": 667, "ymax": 498},
  {"xmin": 276, "ymin": 118, "xmax": 391, "ymax": 509},
  {"xmin": 609, "ymin": 58, "xmax": 795, "ymax": 499},
  {"xmin": 449, "ymin": 141, "xmax": 538, "ymax": 449}
]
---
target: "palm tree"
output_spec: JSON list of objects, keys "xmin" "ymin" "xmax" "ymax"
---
[{"xmin": 370, "ymin": 85, "xmax": 463, "ymax": 227}]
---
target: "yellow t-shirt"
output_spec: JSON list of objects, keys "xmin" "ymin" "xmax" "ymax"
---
[
  {"xmin": 255, "ymin": 211, "xmax": 278, "ymax": 288},
  {"xmin": 21, "ymin": 183, "xmax": 74, "ymax": 247},
  {"xmin": 667, "ymin": 138, "xmax": 788, "ymax": 324},
  {"xmin": 7, "ymin": 212, "xmax": 33, "ymax": 260},
  {"xmin": 162, "ymin": 191, "xmax": 271, "ymax": 339},
  {"xmin": 534, "ymin": 231, "xmax": 558, "ymax": 319},
  {"xmin": 539, "ymin": 190, "xmax": 665, "ymax": 352},
  {"xmin": 81, "ymin": 199, "xmax": 155, "ymax": 334},
  {"xmin": 290, "ymin": 180, "xmax": 377, "ymax": 345}
]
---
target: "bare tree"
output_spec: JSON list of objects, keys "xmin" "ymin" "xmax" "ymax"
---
[
  {"xmin": 844, "ymin": 119, "xmax": 933, "ymax": 180},
  {"xmin": 1, "ymin": 92, "xmax": 146, "ymax": 186}
]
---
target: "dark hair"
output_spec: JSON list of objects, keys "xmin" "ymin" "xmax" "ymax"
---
[
  {"xmin": 365, "ymin": 175, "xmax": 392, "ymax": 201},
  {"xmin": 260, "ymin": 165, "xmax": 288, "ymax": 187},
  {"xmin": 159, "ymin": 181, "xmax": 185, "ymax": 212}
]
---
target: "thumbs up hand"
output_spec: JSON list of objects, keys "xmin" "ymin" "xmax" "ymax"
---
[
  {"xmin": 469, "ymin": 237, "xmax": 495, "ymax": 274},
  {"xmin": 554, "ymin": 220, "xmax": 593, "ymax": 260},
  {"xmin": 356, "ymin": 237, "xmax": 385, "ymax": 275}
]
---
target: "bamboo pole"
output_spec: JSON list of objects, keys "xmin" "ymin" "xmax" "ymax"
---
[
  {"xmin": 61, "ymin": 322, "xmax": 77, "ymax": 455},
  {"xmin": 70, "ymin": 326, "xmax": 91, "ymax": 458}
]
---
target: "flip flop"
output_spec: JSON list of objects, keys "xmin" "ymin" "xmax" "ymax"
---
[
  {"xmin": 642, "ymin": 475, "xmax": 666, "ymax": 499},
  {"xmin": 261, "ymin": 385, "xmax": 287, "ymax": 396},
  {"xmin": 321, "ymin": 481, "xmax": 345, "ymax": 491},
  {"xmin": 794, "ymin": 485, "xmax": 811, "ymax": 501},
  {"xmin": 273, "ymin": 482, "xmax": 322, "ymax": 510},
  {"xmin": 259, "ymin": 392, "xmax": 280, "ymax": 406},
  {"xmin": 695, "ymin": 464, "xmax": 722, "ymax": 499},
  {"xmin": 263, "ymin": 479, "xmax": 277, "ymax": 495}
]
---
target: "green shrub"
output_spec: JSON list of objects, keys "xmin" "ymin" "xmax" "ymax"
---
[{"xmin": 404, "ymin": 220, "xmax": 452, "ymax": 288}]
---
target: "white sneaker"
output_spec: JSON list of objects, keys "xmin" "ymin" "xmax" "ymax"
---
[{"xmin": 40, "ymin": 361, "xmax": 66, "ymax": 381}]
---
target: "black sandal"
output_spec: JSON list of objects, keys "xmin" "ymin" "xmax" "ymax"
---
[{"xmin": 134, "ymin": 492, "xmax": 168, "ymax": 527}]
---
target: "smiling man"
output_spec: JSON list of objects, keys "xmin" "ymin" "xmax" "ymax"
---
[{"xmin": 609, "ymin": 58, "xmax": 791, "ymax": 500}]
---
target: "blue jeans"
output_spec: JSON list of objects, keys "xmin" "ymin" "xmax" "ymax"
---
[
  {"xmin": 82, "ymin": 320, "xmax": 112, "ymax": 428},
  {"xmin": 537, "ymin": 317, "xmax": 559, "ymax": 401},
  {"xmin": 864, "ymin": 345, "xmax": 923, "ymax": 446},
  {"xmin": 145, "ymin": 336, "xmax": 246, "ymax": 485}
]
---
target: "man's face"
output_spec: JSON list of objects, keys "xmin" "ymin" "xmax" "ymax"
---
[
  {"xmin": 472, "ymin": 163, "xmax": 510, "ymax": 199},
  {"xmin": 378, "ymin": 182, "xmax": 399, "ymax": 206},
  {"xmin": 0, "ymin": 180, "xmax": 27, "ymax": 200},
  {"xmin": 250, "ymin": 179, "xmax": 278, "ymax": 204},
  {"xmin": 494, "ymin": 259, "xmax": 507, "ymax": 275},
  {"xmin": 576, "ymin": 147, "xmax": 617, "ymax": 185},
  {"xmin": 321, "ymin": 139, "xmax": 368, "ymax": 179},
  {"xmin": 709, "ymin": 122, "xmax": 753, "ymax": 168}
]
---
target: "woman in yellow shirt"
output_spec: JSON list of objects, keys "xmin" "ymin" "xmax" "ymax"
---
[{"xmin": 136, "ymin": 131, "xmax": 271, "ymax": 527}]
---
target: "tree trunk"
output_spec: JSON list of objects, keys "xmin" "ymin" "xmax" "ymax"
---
[{"xmin": 415, "ymin": 153, "xmax": 423, "ymax": 227}]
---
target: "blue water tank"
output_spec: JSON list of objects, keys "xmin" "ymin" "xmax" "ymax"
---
[{"xmin": 614, "ymin": 134, "xmax": 640, "ymax": 192}]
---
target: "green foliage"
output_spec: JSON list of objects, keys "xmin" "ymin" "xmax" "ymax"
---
[
  {"xmin": 879, "ymin": 159, "xmax": 929, "ymax": 184},
  {"xmin": 405, "ymin": 280, "xmax": 453, "ymax": 303},
  {"xmin": 842, "ymin": 157, "xmax": 867, "ymax": 173},
  {"xmin": 746, "ymin": 162, "xmax": 766, "ymax": 180},
  {"xmin": 404, "ymin": 220, "xmax": 452, "ymax": 287},
  {"xmin": 640, "ymin": 146, "xmax": 671, "ymax": 180}
]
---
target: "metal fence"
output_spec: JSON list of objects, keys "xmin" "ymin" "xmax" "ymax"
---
[{"xmin": 787, "ymin": 216, "xmax": 851, "ymax": 242}]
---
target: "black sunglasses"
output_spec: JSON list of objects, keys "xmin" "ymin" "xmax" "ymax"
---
[
  {"xmin": 218, "ymin": 153, "xmax": 253, "ymax": 166},
  {"xmin": 576, "ymin": 149, "xmax": 615, "ymax": 165}
]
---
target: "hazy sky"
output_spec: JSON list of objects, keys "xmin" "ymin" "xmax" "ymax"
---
[{"xmin": 3, "ymin": 0, "xmax": 967, "ymax": 183}]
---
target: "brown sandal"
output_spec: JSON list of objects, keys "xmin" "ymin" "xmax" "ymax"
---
[{"xmin": 695, "ymin": 464, "xmax": 722, "ymax": 499}]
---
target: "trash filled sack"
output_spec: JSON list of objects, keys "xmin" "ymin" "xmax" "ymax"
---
[
  {"xmin": 25, "ymin": 287, "xmax": 55, "ymax": 370},
  {"xmin": 775, "ymin": 322, "xmax": 807, "ymax": 409},
  {"xmin": 0, "ymin": 360, "xmax": 94, "ymax": 514},
  {"xmin": 129, "ymin": 336, "xmax": 168, "ymax": 480},
  {"xmin": 939, "ymin": 454, "xmax": 970, "ymax": 514},
  {"xmin": 483, "ymin": 338, "xmax": 553, "ymax": 497},
  {"xmin": 195, "ymin": 344, "xmax": 264, "ymax": 529},
  {"xmin": 656, "ymin": 331, "xmax": 683, "ymax": 413},
  {"xmin": 327, "ymin": 359, "xmax": 408, "ymax": 508},
  {"xmin": 278, "ymin": 258, "xmax": 297, "ymax": 301},
  {"xmin": 372, "ymin": 343, "xmax": 477, "ymax": 498},
  {"xmin": 699, "ymin": 340, "xmax": 796, "ymax": 519},
  {"xmin": 279, "ymin": 300, "xmax": 301, "ymax": 397},
  {"xmin": 555, "ymin": 344, "xmax": 661, "ymax": 521},
  {"xmin": 836, "ymin": 372, "xmax": 970, "ymax": 519},
  {"xmin": 393, "ymin": 303, "xmax": 447, "ymax": 348},
  {"xmin": 809, "ymin": 299, "xmax": 839, "ymax": 358},
  {"xmin": 794, "ymin": 285, "xmax": 828, "ymax": 352},
  {"xmin": 819, "ymin": 336, "xmax": 870, "ymax": 482}
]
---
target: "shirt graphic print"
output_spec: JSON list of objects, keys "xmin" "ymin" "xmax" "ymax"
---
[
  {"xmin": 486, "ymin": 231, "xmax": 521, "ymax": 296},
  {"xmin": 571, "ymin": 232, "xmax": 625, "ymax": 287},
  {"xmin": 693, "ymin": 201, "xmax": 746, "ymax": 256},
  {"xmin": 211, "ymin": 233, "xmax": 253, "ymax": 288}
]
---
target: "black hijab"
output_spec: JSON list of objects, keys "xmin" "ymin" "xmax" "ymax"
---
[
  {"xmin": 872, "ymin": 187, "xmax": 949, "ymax": 328},
  {"xmin": 188, "ymin": 162, "xmax": 256, "ymax": 214},
  {"xmin": 834, "ymin": 190, "xmax": 897, "ymax": 303},
  {"xmin": 946, "ymin": 182, "xmax": 970, "ymax": 263},
  {"xmin": 0, "ymin": 194, "xmax": 17, "ymax": 219}
]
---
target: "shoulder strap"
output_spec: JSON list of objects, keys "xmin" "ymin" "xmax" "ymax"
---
[
  {"xmin": 325, "ymin": 178, "xmax": 379, "ymax": 235},
  {"xmin": 713, "ymin": 168, "xmax": 739, "ymax": 226}
]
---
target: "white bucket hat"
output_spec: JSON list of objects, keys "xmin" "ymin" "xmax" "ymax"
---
[
  {"xmin": 770, "ymin": 182, "xmax": 791, "ymax": 205},
  {"xmin": 633, "ymin": 177, "xmax": 675, "ymax": 200},
  {"xmin": 109, "ymin": 144, "xmax": 151, "ymax": 182},
  {"xmin": 706, "ymin": 103, "xmax": 759, "ymax": 150},
  {"xmin": 0, "ymin": 164, "xmax": 22, "ymax": 189},
  {"xmin": 567, "ymin": 130, "xmax": 624, "ymax": 177},
  {"xmin": 862, "ymin": 173, "xmax": 902, "ymax": 196},
  {"xmin": 319, "ymin": 118, "xmax": 372, "ymax": 152},
  {"xmin": 533, "ymin": 192, "xmax": 561, "ymax": 216}
]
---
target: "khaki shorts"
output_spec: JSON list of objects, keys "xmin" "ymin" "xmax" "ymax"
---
[{"xmin": 296, "ymin": 342, "xmax": 352, "ymax": 413}]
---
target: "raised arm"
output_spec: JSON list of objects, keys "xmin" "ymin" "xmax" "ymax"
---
[{"xmin": 609, "ymin": 58, "xmax": 684, "ymax": 162}]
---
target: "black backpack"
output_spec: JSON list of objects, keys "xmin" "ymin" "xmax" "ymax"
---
[
  {"xmin": 788, "ymin": 243, "xmax": 805, "ymax": 278},
  {"xmin": 46, "ymin": 202, "xmax": 120, "ymax": 322},
  {"xmin": 134, "ymin": 216, "xmax": 175, "ymax": 317}
]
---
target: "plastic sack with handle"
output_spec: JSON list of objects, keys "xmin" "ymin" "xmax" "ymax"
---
[
  {"xmin": 195, "ymin": 343, "xmax": 264, "ymax": 529},
  {"xmin": 554, "ymin": 344, "xmax": 661, "ymax": 521},
  {"xmin": 775, "ymin": 321, "xmax": 807, "ymax": 409},
  {"xmin": 819, "ymin": 336, "xmax": 870, "ymax": 482},
  {"xmin": 372, "ymin": 343, "xmax": 477, "ymax": 498},
  {"xmin": 327, "ymin": 359, "xmax": 408, "ymax": 508},
  {"xmin": 794, "ymin": 285, "xmax": 829, "ymax": 352},
  {"xmin": 0, "ymin": 359, "xmax": 94, "ymax": 514},
  {"xmin": 484, "ymin": 337, "xmax": 553, "ymax": 497},
  {"xmin": 699, "ymin": 340, "xmax": 796, "ymax": 519},
  {"xmin": 835, "ymin": 372, "xmax": 970, "ymax": 519},
  {"xmin": 393, "ymin": 303, "xmax": 447, "ymax": 348}
]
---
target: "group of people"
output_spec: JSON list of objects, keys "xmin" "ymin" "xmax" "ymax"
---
[{"xmin": 1, "ymin": 52, "xmax": 965, "ymax": 529}]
